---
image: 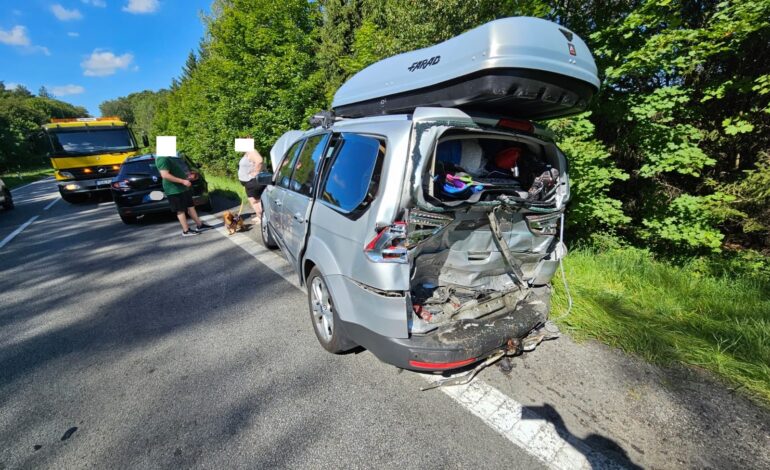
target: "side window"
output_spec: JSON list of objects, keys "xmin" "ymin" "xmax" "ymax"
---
[
  {"xmin": 289, "ymin": 133, "xmax": 329, "ymax": 196},
  {"xmin": 276, "ymin": 140, "xmax": 304, "ymax": 189},
  {"xmin": 321, "ymin": 133, "xmax": 385, "ymax": 214}
]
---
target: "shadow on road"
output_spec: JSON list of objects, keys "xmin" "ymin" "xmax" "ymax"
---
[{"xmin": 522, "ymin": 403, "xmax": 642, "ymax": 469}]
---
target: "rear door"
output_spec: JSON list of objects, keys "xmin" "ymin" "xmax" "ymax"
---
[
  {"xmin": 265, "ymin": 139, "xmax": 304, "ymax": 252},
  {"xmin": 281, "ymin": 133, "xmax": 331, "ymax": 271}
]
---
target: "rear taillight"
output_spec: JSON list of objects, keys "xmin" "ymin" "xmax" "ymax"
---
[
  {"xmin": 187, "ymin": 172, "xmax": 199, "ymax": 181},
  {"xmin": 111, "ymin": 179, "xmax": 130, "ymax": 191},
  {"xmin": 525, "ymin": 212, "xmax": 561, "ymax": 236},
  {"xmin": 364, "ymin": 221, "xmax": 408, "ymax": 263}
]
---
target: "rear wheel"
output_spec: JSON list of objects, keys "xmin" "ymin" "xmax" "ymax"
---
[
  {"xmin": 261, "ymin": 219, "xmax": 278, "ymax": 249},
  {"xmin": 307, "ymin": 267, "xmax": 353, "ymax": 353},
  {"xmin": 119, "ymin": 213, "xmax": 137, "ymax": 224},
  {"xmin": 2, "ymin": 189, "xmax": 13, "ymax": 209}
]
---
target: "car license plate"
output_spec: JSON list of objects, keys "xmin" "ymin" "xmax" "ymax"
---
[{"xmin": 97, "ymin": 178, "xmax": 112, "ymax": 185}]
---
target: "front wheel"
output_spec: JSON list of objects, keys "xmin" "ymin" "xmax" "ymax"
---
[
  {"xmin": 307, "ymin": 267, "xmax": 353, "ymax": 353},
  {"xmin": 2, "ymin": 189, "xmax": 13, "ymax": 209}
]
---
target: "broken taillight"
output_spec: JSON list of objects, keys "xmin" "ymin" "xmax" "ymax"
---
[
  {"xmin": 525, "ymin": 212, "xmax": 561, "ymax": 236},
  {"xmin": 364, "ymin": 221, "xmax": 408, "ymax": 263}
]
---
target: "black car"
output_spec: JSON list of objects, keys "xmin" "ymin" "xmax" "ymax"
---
[{"xmin": 111, "ymin": 154, "xmax": 211, "ymax": 224}]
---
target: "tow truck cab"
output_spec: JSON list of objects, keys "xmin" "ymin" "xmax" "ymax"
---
[{"xmin": 42, "ymin": 117, "xmax": 147, "ymax": 202}]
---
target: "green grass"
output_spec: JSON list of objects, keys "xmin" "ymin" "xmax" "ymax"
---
[
  {"xmin": 0, "ymin": 167, "xmax": 55, "ymax": 189},
  {"xmin": 552, "ymin": 247, "xmax": 770, "ymax": 404},
  {"xmin": 206, "ymin": 174, "xmax": 248, "ymax": 205}
]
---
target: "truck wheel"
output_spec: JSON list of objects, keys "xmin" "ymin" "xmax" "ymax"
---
[
  {"xmin": 2, "ymin": 189, "xmax": 13, "ymax": 209},
  {"xmin": 261, "ymin": 220, "xmax": 278, "ymax": 249},
  {"xmin": 120, "ymin": 213, "xmax": 137, "ymax": 224},
  {"xmin": 60, "ymin": 193, "xmax": 83, "ymax": 204},
  {"xmin": 307, "ymin": 267, "xmax": 354, "ymax": 353}
]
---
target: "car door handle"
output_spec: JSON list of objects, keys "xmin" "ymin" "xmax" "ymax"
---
[{"xmin": 293, "ymin": 212, "xmax": 305, "ymax": 223}]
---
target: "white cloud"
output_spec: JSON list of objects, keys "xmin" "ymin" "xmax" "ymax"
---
[
  {"xmin": 5, "ymin": 82, "xmax": 22, "ymax": 90},
  {"xmin": 122, "ymin": 0, "xmax": 159, "ymax": 14},
  {"xmin": 0, "ymin": 26, "xmax": 50, "ymax": 55},
  {"xmin": 51, "ymin": 84, "xmax": 86, "ymax": 96},
  {"xmin": 0, "ymin": 25, "xmax": 30, "ymax": 46},
  {"xmin": 81, "ymin": 50, "xmax": 134, "ymax": 76},
  {"xmin": 82, "ymin": 0, "xmax": 107, "ymax": 6},
  {"xmin": 51, "ymin": 4, "xmax": 83, "ymax": 21},
  {"xmin": 68, "ymin": 32, "xmax": 80, "ymax": 37},
  {"xmin": 29, "ymin": 45, "xmax": 51, "ymax": 56}
]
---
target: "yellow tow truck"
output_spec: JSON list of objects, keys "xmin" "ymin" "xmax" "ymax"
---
[{"xmin": 42, "ymin": 117, "xmax": 148, "ymax": 202}]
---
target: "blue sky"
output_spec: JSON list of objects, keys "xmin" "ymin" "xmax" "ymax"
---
[{"xmin": 0, "ymin": 0, "xmax": 211, "ymax": 115}]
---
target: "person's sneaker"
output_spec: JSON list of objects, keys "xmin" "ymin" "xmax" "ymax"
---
[
  {"xmin": 197, "ymin": 222, "xmax": 214, "ymax": 231},
  {"xmin": 182, "ymin": 229, "xmax": 200, "ymax": 237}
]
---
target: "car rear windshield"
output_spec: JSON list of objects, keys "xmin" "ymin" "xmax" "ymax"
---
[{"xmin": 120, "ymin": 158, "xmax": 190, "ymax": 176}]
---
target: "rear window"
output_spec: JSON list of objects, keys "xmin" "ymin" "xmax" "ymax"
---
[
  {"xmin": 120, "ymin": 158, "xmax": 190, "ymax": 176},
  {"xmin": 321, "ymin": 133, "xmax": 385, "ymax": 214}
]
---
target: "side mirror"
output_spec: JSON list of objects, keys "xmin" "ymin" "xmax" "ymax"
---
[
  {"xmin": 142, "ymin": 134, "xmax": 150, "ymax": 148},
  {"xmin": 257, "ymin": 172, "xmax": 273, "ymax": 185}
]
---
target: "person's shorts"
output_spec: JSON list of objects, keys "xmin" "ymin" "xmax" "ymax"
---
[
  {"xmin": 167, "ymin": 191, "xmax": 194, "ymax": 213},
  {"xmin": 241, "ymin": 179, "xmax": 265, "ymax": 199}
]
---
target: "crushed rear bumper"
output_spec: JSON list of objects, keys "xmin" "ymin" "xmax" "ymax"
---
[{"xmin": 341, "ymin": 286, "xmax": 550, "ymax": 371}]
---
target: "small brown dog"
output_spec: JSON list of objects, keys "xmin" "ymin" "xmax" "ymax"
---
[{"xmin": 222, "ymin": 210, "xmax": 245, "ymax": 235}]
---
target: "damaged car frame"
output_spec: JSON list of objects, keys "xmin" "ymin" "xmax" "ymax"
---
[{"xmin": 258, "ymin": 17, "xmax": 599, "ymax": 371}]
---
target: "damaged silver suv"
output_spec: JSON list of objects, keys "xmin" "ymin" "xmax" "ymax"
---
[{"xmin": 259, "ymin": 17, "xmax": 599, "ymax": 371}]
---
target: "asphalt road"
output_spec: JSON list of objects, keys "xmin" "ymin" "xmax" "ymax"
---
[
  {"xmin": 0, "ymin": 180, "xmax": 546, "ymax": 469},
  {"xmin": 2, "ymin": 180, "xmax": 768, "ymax": 469}
]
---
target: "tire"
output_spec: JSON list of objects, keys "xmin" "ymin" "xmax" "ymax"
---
[
  {"xmin": 60, "ymin": 193, "xmax": 83, "ymax": 204},
  {"xmin": 2, "ymin": 189, "xmax": 13, "ymax": 210},
  {"xmin": 200, "ymin": 200, "xmax": 213, "ymax": 213},
  {"xmin": 120, "ymin": 213, "xmax": 137, "ymax": 224},
  {"xmin": 261, "ymin": 219, "xmax": 278, "ymax": 249},
  {"xmin": 307, "ymin": 267, "xmax": 354, "ymax": 353}
]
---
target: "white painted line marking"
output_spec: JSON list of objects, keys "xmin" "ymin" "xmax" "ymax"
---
[
  {"xmin": 201, "ymin": 212, "xmax": 613, "ymax": 469},
  {"xmin": 9, "ymin": 176, "xmax": 55, "ymax": 194},
  {"xmin": 0, "ymin": 216, "xmax": 39, "ymax": 250},
  {"xmin": 43, "ymin": 197, "xmax": 60, "ymax": 211}
]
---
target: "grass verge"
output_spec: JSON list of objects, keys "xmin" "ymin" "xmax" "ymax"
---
[
  {"xmin": 0, "ymin": 167, "xmax": 54, "ymax": 190},
  {"xmin": 206, "ymin": 174, "xmax": 248, "ymax": 205},
  {"xmin": 551, "ymin": 247, "xmax": 770, "ymax": 404}
]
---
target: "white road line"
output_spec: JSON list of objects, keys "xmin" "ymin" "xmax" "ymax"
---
[
  {"xmin": 43, "ymin": 197, "xmax": 60, "ymax": 211},
  {"xmin": 201, "ymin": 213, "xmax": 613, "ymax": 469},
  {"xmin": 0, "ymin": 216, "xmax": 39, "ymax": 250},
  {"xmin": 9, "ymin": 176, "xmax": 55, "ymax": 194}
]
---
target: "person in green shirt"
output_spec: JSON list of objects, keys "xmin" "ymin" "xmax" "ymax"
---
[{"xmin": 156, "ymin": 155, "xmax": 213, "ymax": 237}]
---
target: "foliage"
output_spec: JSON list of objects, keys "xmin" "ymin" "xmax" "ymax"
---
[
  {"xmin": 0, "ymin": 82, "xmax": 87, "ymax": 172},
  {"xmin": 151, "ymin": 0, "xmax": 325, "ymax": 176},
  {"xmin": 552, "ymin": 246, "xmax": 770, "ymax": 404},
  {"xmin": 0, "ymin": 167, "xmax": 54, "ymax": 190},
  {"xmin": 548, "ymin": 114, "xmax": 629, "ymax": 235},
  {"xmin": 99, "ymin": 90, "xmax": 169, "ymax": 149}
]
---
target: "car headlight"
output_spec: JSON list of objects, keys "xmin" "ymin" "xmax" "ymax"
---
[{"xmin": 59, "ymin": 171, "xmax": 74, "ymax": 179}]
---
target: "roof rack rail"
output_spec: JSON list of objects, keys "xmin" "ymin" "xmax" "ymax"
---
[{"xmin": 308, "ymin": 110, "xmax": 339, "ymax": 129}]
